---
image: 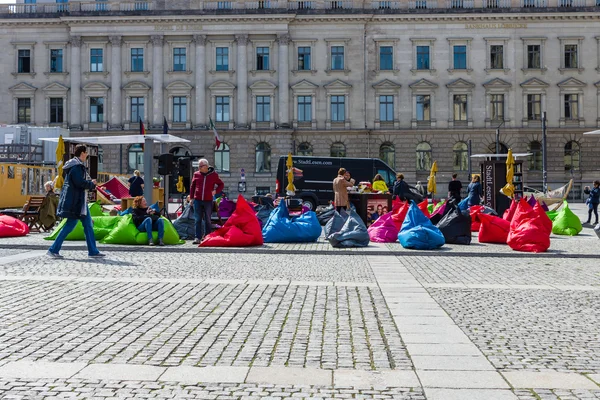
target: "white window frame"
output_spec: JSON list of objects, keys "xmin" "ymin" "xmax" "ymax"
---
[
  {"xmin": 520, "ymin": 77, "xmax": 548, "ymax": 127},
  {"xmin": 166, "ymin": 39, "xmax": 192, "ymax": 75},
  {"xmin": 409, "ymin": 78, "xmax": 438, "ymax": 128},
  {"xmin": 250, "ymin": 39, "xmax": 276, "ymax": 76},
  {"xmin": 291, "ymin": 79, "xmax": 318, "ymax": 129},
  {"xmin": 82, "ymin": 82, "xmax": 110, "ymax": 129},
  {"xmin": 123, "ymin": 81, "xmax": 150, "ymax": 129},
  {"xmin": 11, "ymin": 41, "xmax": 36, "ymax": 78},
  {"xmin": 410, "ymin": 38, "xmax": 436, "ymax": 75},
  {"xmin": 291, "ymin": 39, "xmax": 317, "ymax": 76},
  {"xmin": 209, "ymin": 40, "xmax": 235, "ymax": 76},
  {"xmin": 373, "ymin": 38, "xmax": 399, "ymax": 75},
  {"xmin": 324, "ymin": 79, "xmax": 352, "ymax": 129},
  {"xmin": 558, "ymin": 36, "xmax": 584, "ymax": 74},
  {"xmin": 372, "ymin": 79, "xmax": 401, "ymax": 129},
  {"xmin": 325, "ymin": 38, "xmax": 351, "ymax": 76},
  {"xmin": 124, "ymin": 40, "xmax": 150, "ymax": 77},
  {"xmin": 249, "ymin": 80, "xmax": 277, "ymax": 129},
  {"xmin": 521, "ymin": 36, "xmax": 547, "ymax": 75},
  {"xmin": 42, "ymin": 82, "xmax": 69, "ymax": 127},
  {"xmin": 447, "ymin": 38, "xmax": 473, "ymax": 74},
  {"xmin": 209, "ymin": 80, "xmax": 236, "ymax": 129},
  {"xmin": 483, "ymin": 78, "xmax": 512, "ymax": 128},
  {"xmin": 484, "ymin": 37, "xmax": 510, "ymax": 75},
  {"xmin": 166, "ymin": 80, "xmax": 193, "ymax": 128},
  {"xmin": 446, "ymin": 78, "xmax": 474, "ymax": 128},
  {"xmin": 557, "ymin": 78, "xmax": 586, "ymax": 127}
]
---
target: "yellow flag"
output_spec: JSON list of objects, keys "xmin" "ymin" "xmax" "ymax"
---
[{"xmin": 54, "ymin": 135, "xmax": 65, "ymax": 189}]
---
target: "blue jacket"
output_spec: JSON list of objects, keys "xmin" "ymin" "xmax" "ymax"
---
[
  {"xmin": 467, "ymin": 182, "xmax": 482, "ymax": 206},
  {"xmin": 57, "ymin": 157, "xmax": 96, "ymax": 219},
  {"xmin": 588, "ymin": 186, "xmax": 600, "ymax": 205}
]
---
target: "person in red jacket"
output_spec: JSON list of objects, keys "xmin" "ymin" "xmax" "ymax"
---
[{"xmin": 188, "ymin": 158, "xmax": 224, "ymax": 244}]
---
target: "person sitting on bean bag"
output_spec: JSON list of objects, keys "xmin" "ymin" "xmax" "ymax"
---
[{"xmin": 132, "ymin": 196, "xmax": 165, "ymax": 246}]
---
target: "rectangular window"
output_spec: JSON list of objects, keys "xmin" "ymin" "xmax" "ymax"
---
[
  {"xmin": 331, "ymin": 46, "xmax": 344, "ymax": 70},
  {"xmin": 50, "ymin": 49, "xmax": 63, "ymax": 73},
  {"xmin": 298, "ymin": 47, "xmax": 311, "ymax": 70},
  {"xmin": 173, "ymin": 97, "xmax": 187, "ymax": 122},
  {"xmin": 453, "ymin": 45, "xmax": 467, "ymax": 69},
  {"xmin": 57, "ymin": 0, "xmax": 68, "ymax": 12},
  {"xmin": 490, "ymin": 94, "xmax": 504, "ymax": 121},
  {"xmin": 564, "ymin": 44, "xmax": 577, "ymax": 69},
  {"xmin": 331, "ymin": 95, "xmax": 345, "ymax": 122},
  {"xmin": 416, "ymin": 95, "xmax": 430, "ymax": 121},
  {"xmin": 217, "ymin": 1, "xmax": 232, "ymax": 8},
  {"xmin": 216, "ymin": 47, "xmax": 229, "ymax": 71},
  {"xmin": 379, "ymin": 95, "xmax": 394, "ymax": 121},
  {"xmin": 416, "ymin": 46, "xmax": 430, "ymax": 70},
  {"xmin": 50, "ymin": 98, "xmax": 63, "ymax": 123},
  {"xmin": 173, "ymin": 48, "xmax": 186, "ymax": 71},
  {"xmin": 96, "ymin": 0, "xmax": 107, "ymax": 11},
  {"xmin": 527, "ymin": 45, "xmax": 540, "ymax": 69},
  {"xmin": 17, "ymin": 98, "xmax": 31, "ymax": 123},
  {"xmin": 490, "ymin": 45, "xmax": 503, "ymax": 69},
  {"xmin": 90, "ymin": 97, "xmax": 104, "ymax": 122},
  {"xmin": 131, "ymin": 48, "xmax": 144, "ymax": 72},
  {"xmin": 131, "ymin": 97, "xmax": 144, "ymax": 122},
  {"xmin": 18, "ymin": 50, "xmax": 31, "ymax": 73},
  {"xmin": 256, "ymin": 96, "xmax": 271, "ymax": 122},
  {"xmin": 379, "ymin": 46, "xmax": 393, "ymax": 70},
  {"xmin": 90, "ymin": 48, "xmax": 103, "ymax": 72},
  {"xmin": 298, "ymin": 95, "xmax": 312, "ymax": 122},
  {"xmin": 256, "ymin": 47, "xmax": 269, "ymax": 70},
  {"xmin": 216, "ymin": 96, "xmax": 230, "ymax": 122},
  {"xmin": 564, "ymin": 94, "xmax": 578, "ymax": 120},
  {"xmin": 527, "ymin": 94, "xmax": 541, "ymax": 120},
  {"xmin": 453, "ymin": 94, "xmax": 467, "ymax": 121}
]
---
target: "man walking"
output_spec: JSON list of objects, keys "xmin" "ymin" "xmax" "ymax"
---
[
  {"xmin": 188, "ymin": 159, "xmax": 224, "ymax": 244},
  {"xmin": 48, "ymin": 145, "xmax": 105, "ymax": 258},
  {"xmin": 448, "ymin": 173, "xmax": 463, "ymax": 203}
]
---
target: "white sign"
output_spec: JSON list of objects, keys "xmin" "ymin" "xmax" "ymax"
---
[{"xmin": 4, "ymin": 134, "xmax": 14, "ymax": 144}]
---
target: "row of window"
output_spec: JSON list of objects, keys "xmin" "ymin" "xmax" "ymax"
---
[
  {"xmin": 13, "ymin": 92, "xmax": 575, "ymax": 125},
  {"xmin": 127, "ymin": 139, "xmax": 582, "ymax": 175},
  {"xmin": 15, "ymin": 39, "xmax": 588, "ymax": 75}
]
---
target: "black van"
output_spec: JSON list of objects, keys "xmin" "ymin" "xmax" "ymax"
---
[{"xmin": 275, "ymin": 156, "xmax": 397, "ymax": 210}]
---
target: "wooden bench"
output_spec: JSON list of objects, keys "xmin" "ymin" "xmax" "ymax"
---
[{"xmin": 2, "ymin": 195, "xmax": 46, "ymax": 232}]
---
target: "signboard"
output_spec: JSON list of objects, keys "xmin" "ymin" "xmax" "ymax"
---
[{"xmin": 483, "ymin": 162, "xmax": 495, "ymax": 209}]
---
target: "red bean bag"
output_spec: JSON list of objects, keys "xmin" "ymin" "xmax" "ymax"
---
[
  {"xmin": 418, "ymin": 199, "xmax": 430, "ymax": 218},
  {"xmin": 503, "ymin": 199, "xmax": 517, "ymax": 221},
  {"xmin": 200, "ymin": 195, "xmax": 263, "ymax": 247},
  {"xmin": 469, "ymin": 205, "xmax": 484, "ymax": 232},
  {"xmin": 534, "ymin": 201, "xmax": 552, "ymax": 234},
  {"xmin": 0, "ymin": 215, "xmax": 29, "ymax": 238},
  {"xmin": 391, "ymin": 201, "xmax": 410, "ymax": 231},
  {"xmin": 507, "ymin": 199, "xmax": 550, "ymax": 253},
  {"xmin": 477, "ymin": 213, "xmax": 510, "ymax": 244}
]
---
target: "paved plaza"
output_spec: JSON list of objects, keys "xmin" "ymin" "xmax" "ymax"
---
[{"xmin": 0, "ymin": 204, "xmax": 598, "ymax": 399}]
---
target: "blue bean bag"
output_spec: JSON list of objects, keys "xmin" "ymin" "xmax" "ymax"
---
[
  {"xmin": 324, "ymin": 209, "xmax": 370, "ymax": 248},
  {"xmin": 398, "ymin": 201, "xmax": 445, "ymax": 250},
  {"xmin": 262, "ymin": 201, "xmax": 322, "ymax": 243}
]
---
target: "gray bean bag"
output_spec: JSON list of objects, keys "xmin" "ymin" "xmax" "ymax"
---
[
  {"xmin": 324, "ymin": 209, "xmax": 370, "ymax": 248},
  {"xmin": 594, "ymin": 223, "xmax": 600, "ymax": 239},
  {"xmin": 173, "ymin": 203, "xmax": 195, "ymax": 240}
]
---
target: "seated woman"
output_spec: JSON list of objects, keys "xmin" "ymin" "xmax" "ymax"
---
[
  {"xmin": 132, "ymin": 196, "xmax": 165, "ymax": 246},
  {"xmin": 372, "ymin": 174, "xmax": 389, "ymax": 193}
]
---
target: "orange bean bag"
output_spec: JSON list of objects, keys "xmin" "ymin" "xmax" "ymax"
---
[
  {"xmin": 507, "ymin": 199, "xmax": 551, "ymax": 253},
  {"xmin": 477, "ymin": 213, "xmax": 510, "ymax": 244},
  {"xmin": 0, "ymin": 215, "xmax": 29, "ymax": 238},
  {"xmin": 200, "ymin": 195, "xmax": 263, "ymax": 247}
]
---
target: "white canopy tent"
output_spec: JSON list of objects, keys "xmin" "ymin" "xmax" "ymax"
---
[
  {"xmin": 40, "ymin": 134, "xmax": 191, "ymax": 204},
  {"xmin": 583, "ymin": 130, "xmax": 600, "ymax": 135},
  {"xmin": 470, "ymin": 153, "xmax": 533, "ymax": 159}
]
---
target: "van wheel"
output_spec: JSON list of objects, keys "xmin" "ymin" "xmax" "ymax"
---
[{"xmin": 301, "ymin": 197, "xmax": 317, "ymax": 211}]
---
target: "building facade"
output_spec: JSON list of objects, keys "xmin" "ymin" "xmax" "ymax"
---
[{"xmin": 1, "ymin": 0, "xmax": 600, "ymax": 197}]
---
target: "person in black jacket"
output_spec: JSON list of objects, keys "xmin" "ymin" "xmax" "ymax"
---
[
  {"xmin": 584, "ymin": 180, "xmax": 600, "ymax": 225},
  {"xmin": 132, "ymin": 196, "xmax": 165, "ymax": 246},
  {"xmin": 448, "ymin": 173, "xmax": 463, "ymax": 203},
  {"xmin": 47, "ymin": 145, "xmax": 105, "ymax": 258}
]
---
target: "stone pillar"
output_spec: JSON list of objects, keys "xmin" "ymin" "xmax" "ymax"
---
[
  {"xmin": 193, "ymin": 34, "xmax": 207, "ymax": 127},
  {"xmin": 151, "ymin": 35, "xmax": 164, "ymax": 127},
  {"xmin": 69, "ymin": 35, "xmax": 82, "ymax": 130},
  {"xmin": 277, "ymin": 33, "xmax": 291, "ymax": 128},
  {"xmin": 235, "ymin": 34, "xmax": 248, "ymax": 128},
  {"xmin": 109, "ymin": 35, "xmax": 123, "ymax": 129}
]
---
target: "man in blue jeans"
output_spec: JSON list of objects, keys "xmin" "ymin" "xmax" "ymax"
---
[
  {"xmin": 48, "ymin": 145, "xmax": 106, "ymax": 258},
  {"xmin": 188, "ymin": 158, "xmax": 224, "ymax": 244}
]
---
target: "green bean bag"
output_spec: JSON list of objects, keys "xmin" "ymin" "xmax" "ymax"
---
[
  {"xmin": 100, "ymin": 214, "xmax": 184, "ymax": 245},
  {"xmin": 551, "ymin": 201, "xmax": 582, "ymax": 236},
  {"xmin": 88, "ymin": 201, "xmax": 105, "ymax": 217},
  {"xmin": 546, "ymin": 210, "xmax": 558, "ymax": 221},
  {"xmin": 44, "ymin": 216, "xmax": 122, "ymax": 241}
]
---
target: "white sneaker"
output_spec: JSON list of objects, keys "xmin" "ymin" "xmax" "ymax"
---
[{"xmin": 46, "ymin": 251, "xmax": 64, "ymax": 259}]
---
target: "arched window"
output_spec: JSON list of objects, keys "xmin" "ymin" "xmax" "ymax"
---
[
  {"xmin": 379, "ymin": 142, "xmax": 395, "ymax": 168},
  {"xmin": 487, "ymin": 142, "xmax": 508, "ymax": 154},
  {"xmin": 330, "ymin": 142, "xmax": 346, "ymax": 157},
  {"xmin": 453, "ymin": 142, "xmax": 468, "ymax": 171},
  {"xmin": 528, "ymin": 141, "xmax": 542, "ymax": 171},
  {"xmin": 564, "ymin": 141, "xmax": 580, "ymax": 171},
  {"xmin": 128, "ymin": 144, "xmax": 144, "ymax": 173},
  {"xmin": 255, "ymin": 142, "xmax": 271, "ymax": 172},
  {"xmin": 297, "ymin": 142, "xmax": 313, "ymax": 156},
  {"xmin": 214, "ymin": 143, "xmax": 230, "ymax": 172},
  {"xmin": 416, "ymin": 142, "xmax": 432, "ymax": 171}
]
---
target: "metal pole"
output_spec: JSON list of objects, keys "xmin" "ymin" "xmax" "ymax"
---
[
  {"xmin": 467, "ymin": 139, "xmax": 472, "ymax": 180},
  {"xmin": 495, "ymin": 128, "xmax": 500, "ymax": 155},
  {"xmin": 143, "ymin": 137, "xmax": 154, "ymax": 205},
  {"xmin": 542, "ymin": 111, "xmax": 548, "ymax": 193}
]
